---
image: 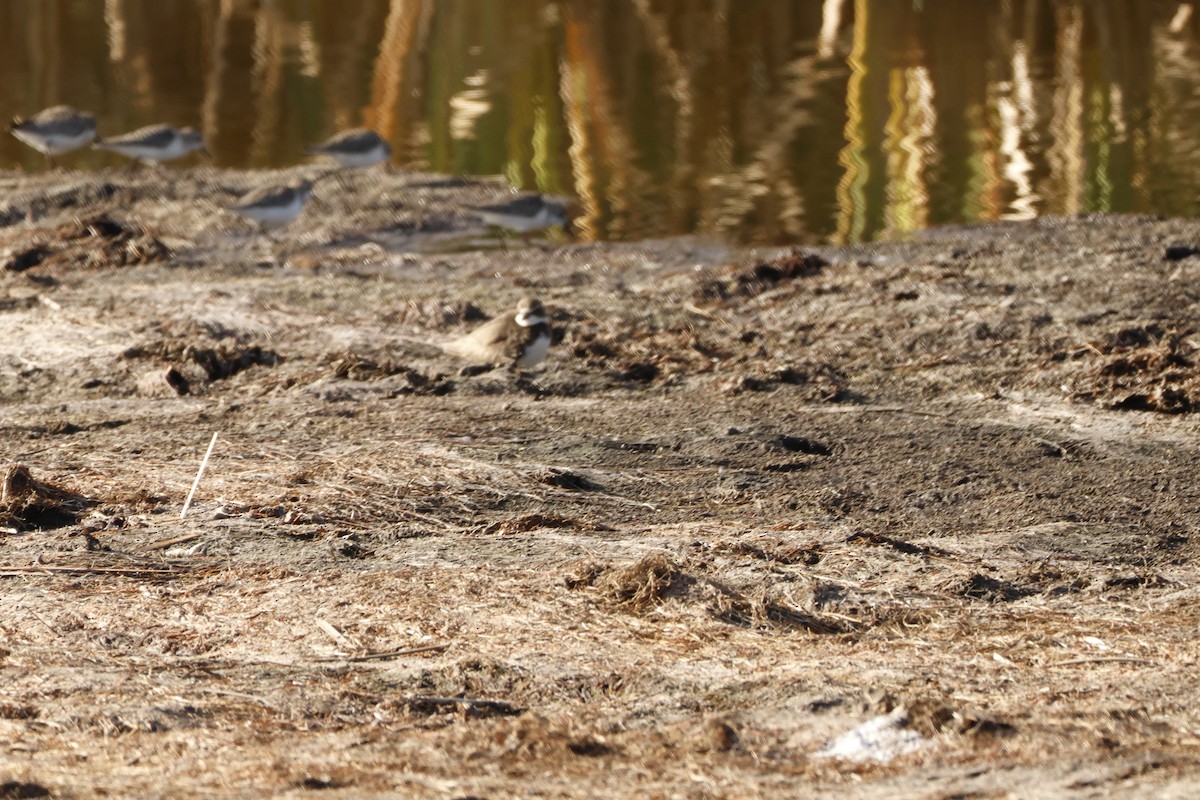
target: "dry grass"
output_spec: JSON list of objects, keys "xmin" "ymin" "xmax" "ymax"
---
[{"xmin": 3, "ymin": 182, "xmax": 1200, "ymax": 795}]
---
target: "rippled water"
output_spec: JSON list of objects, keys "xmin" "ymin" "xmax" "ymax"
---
[{"xmin": 3, "ymin": 1, "xmax": 1200, "ymax": 244}]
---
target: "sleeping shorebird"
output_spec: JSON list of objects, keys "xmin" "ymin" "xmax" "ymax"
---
[
  {"xmin": 306, "ymin": 128, "xmax": 391, "ymax": 169},
  {"xmin": 10, "ymin": 105, "xmax": 98, "ymax": 168},
  {"xmin": 229, "ymin": 178, "xmax": 314, "ymax": 230},
  {"xmin": 443, "ymin": 297, "xmax": 552, "ymax": 371},
  {"xmin": 95, "ymin": 124, "xmax": 206, "ymax": 166}
]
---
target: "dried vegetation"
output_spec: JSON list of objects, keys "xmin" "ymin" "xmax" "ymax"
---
[{"xmin": 0, "ymin": 177, "xmax": 1199, "ymax": 796}]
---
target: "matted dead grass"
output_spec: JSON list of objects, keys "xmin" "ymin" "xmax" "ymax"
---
[{"xmin": 2, "ymin": 538, "xmax": 1196, "ymax": 797}]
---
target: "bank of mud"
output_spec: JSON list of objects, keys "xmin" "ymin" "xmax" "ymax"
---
[{"xmin": 1, "ymin": 167, "xmax": 1200, "ymax": 797}]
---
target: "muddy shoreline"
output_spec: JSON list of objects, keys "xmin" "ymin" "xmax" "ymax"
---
[{"xmin": 1, "ymin": 167, "xmax": 1199, "ymax": 797}]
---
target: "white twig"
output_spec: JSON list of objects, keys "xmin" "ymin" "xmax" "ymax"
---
[{"xmin": 181, "ymin": 432, "xmax": 219, "ymax": 519}]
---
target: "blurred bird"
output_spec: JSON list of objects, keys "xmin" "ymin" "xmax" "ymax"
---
[
  {"xmin": 95, "ymin": 124, "xmax": 207, "ymax": 165},
  {"xmin": 443, "ymin": 297, "xmax": 552, "ymax": 370},
  {"xmin": 230, "ymin": 178, "xmax": 314, "ymax": 229},
  {"xmin": 306, "ymin": 128, "xmax": 391, "ymax": 169},
  {"xmin": 471, "ymin": 194, "xmax": 570, "ymax": 237},
  {"xmin": 10, "ymin": 105, "xmax": 98, "ymax": 167}
]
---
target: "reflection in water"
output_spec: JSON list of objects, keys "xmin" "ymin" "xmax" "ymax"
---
[{"xmin": 3, "ymin": 1, "xmax": 1200, "ymax": 244}]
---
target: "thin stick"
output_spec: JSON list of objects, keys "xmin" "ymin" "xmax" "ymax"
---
[
  {"xmin": 181, "ymin": 432, "xmax": 220, "ymax": 519},
  {"xmin": 315, "ymin": 618, "xmax": 355, "ymax": 650},
  {"xmin": 146, "ymin": 533, "xmax": 204, "ymax": 551},
  {"xmin": 314, "ymin": 642, "xmax": 451, "ymax": 663},
  {"xmin": 0, "ymin": 566, "xmax": 189, "ymax": 577},
  {"xmin": 191, "ymin": 687, "xmax": 278, "ymax": 708},
  {"xmin": 1053, "ymin": 656, "xmax": 1159, "ymax": 668}
]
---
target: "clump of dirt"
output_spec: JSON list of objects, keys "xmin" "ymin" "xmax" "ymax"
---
[
  {"xmin": 955, "ymin": 572, "xmax": 1021, "ymax": 602},
  {"xmin": 695, "ymin": 248, "xmax": 829, "ymax": 301},
  {"xmin": 136, "ymin": 366, "xmax": 192, "ymax": 397},
  {"xmin": 569, "ymin": 321, "xmax": 732, "ymax": 383},
  {"xmin": 705, "ymin": 581, "xmax": 856, "ymax": 634},
  {"xmin": 327, "ymin": 355, "xmax": 410, "ymax": 380},
  {"xmin": 0, "ymin": 780, "xmax": 51, "ymax": 799},
  {"xmin": 188, "ymin": 344, "xmax": 279, "ymax": 381},
  {"xmin": 1071, "ymin": 324, "xmax": 1200, "ymax": 412},
  {"xmin": 383, "ymin": 298, "xmax": 488, "ymax": 329},
  {"xmin": 404, "ymin": 695, "xmax": 524, "ymax": 719},
  {"xmin": 324, "ymin": 354, "xmax": 454, "ymax": 395},
  {"xmin": 481, "ymin": 512, "xmax": 612, "ymax": 535},
  {"xmin": 0, "ymin": 464, "xmax": 92, "ymax": 530},
  {"xmin": 714, "ymin": 536, "xmax": 826, "ymax": 566},
  {"xmin": 569, "ymin": 554, "xmax": 854, "ymax": 633},
  {"xmin": 1, "ymin": 244, "xmax": 52, "ymax": 273},
  {"xmin": 124, "ymin": 339, "xmax": 281, "ymax": 385},
  {"xmin": 412, "ymin": 659, "xmax": 534, "ymax": 705},
  {"xmin": 720, "ymin": 359, "xmax": 852, "ymax": 400},
  {"xmin": 0, "ymin": 180, "xmax": 119, "ymax": 225},
  {"xmin": 541, "ymin": 468, "xmax": 608, "ymax": 493},
  {"xmin": 2, "ymin": 214, "xmax": 168, "ymax": 274}
]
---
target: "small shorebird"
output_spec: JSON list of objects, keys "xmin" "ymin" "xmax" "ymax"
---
[
  {"xmin": 443, "ymin": 297, "xmax": 552, "ymax": 370},
  {"xmin": 230, "ymin": 178, "xmax": 314, "ymax": 229},
  {"xmin": 471, "ymin": 194, "xmax": 569, "ymax": 237},
  {"xmin": 306, "ymin": 128, "xmax": 391, "ymax": 169},
  {"xmin": 10, "ymin": 105, "xmax": 98, "ymax": 167},
  {"xmin": 95, "ymin": 124, "xmax": 206, "ymax": 165}
]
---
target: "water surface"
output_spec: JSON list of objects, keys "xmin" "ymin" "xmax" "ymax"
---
[{"xmin": 3, "ymin": 0, "xmax": 1200, "ymax": 244}]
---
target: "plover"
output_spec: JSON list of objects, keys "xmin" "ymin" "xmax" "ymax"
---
[
  {"xmin": 443, "ymin": 297, "xmax": 552, "ymax": 370},
  {"xmin": 306, "ymin": 128, "xmax": 391, "ymax": 169},
  {"xmin": 472, "ymin": 193, "xmax": 570, "ymax": 236},
  {"xmin": 10, "ymin": 105, "xmax": 98, "ymax": 167},
  {"xmin": 230, "ymin": 178, "xmax": 314, "ymax": 229},
  {"xmin": 95, "ymin": 124, "xmax": 206, "ymax": 165}
]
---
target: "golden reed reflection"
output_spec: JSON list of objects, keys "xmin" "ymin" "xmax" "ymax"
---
[{"xmin": 2, "ymin": 1, "xmax": 1200, "ymax": 243}]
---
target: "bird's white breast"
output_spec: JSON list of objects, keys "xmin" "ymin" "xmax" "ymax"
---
[
  {"xmin": 241, "ymin": 194, "xmax": 306, "ymax": 225},
  {"xmin": 14, "ymin": 128, "xmax": 95, "ymax": 155},
  {"xmin": 479, "ymin": 206, "xmax": 556, "ymax": 233},
  {"xmin": 106, "ymin": 137, "xmax": 189, "ymax": 162},
  {"xmin": 328, "ymin": 143, "xmax": 389, "ymax": 168},
  {"xmin": 518, "ymin": 332, "xmax": 551, "ymax": 368}
]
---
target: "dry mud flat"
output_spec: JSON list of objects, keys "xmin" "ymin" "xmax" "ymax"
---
[{"xmin": 1, "ymin": 168, "xmax": 1200, "ymax": 798}]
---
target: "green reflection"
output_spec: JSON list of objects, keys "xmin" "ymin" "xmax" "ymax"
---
[{"xmin": 2, "ymin": 0, "xmax": 1200, "ymax": 244}]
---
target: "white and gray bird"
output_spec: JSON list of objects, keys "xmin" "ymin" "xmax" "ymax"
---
[
  {"xmin": 10, "ymin": 105, "xmax": 98, "ymax": 166},
  {"xmin": 443, "ymin": 297, "xmax": 552, "ymax": 370},
  {"xmin": 471, "ymin": 194, "xmax": 570, "ymax": 235},
  {"xmin": 306, "ymin": 128, "xmax": 391, "ymax": 169},
  {"xmin": 95, "ymin": 124, "xmax": 206, "ymax": 164},
  {"xmin": 230, "ymin": 178, "xmax": 314, "ymax": 229}
]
